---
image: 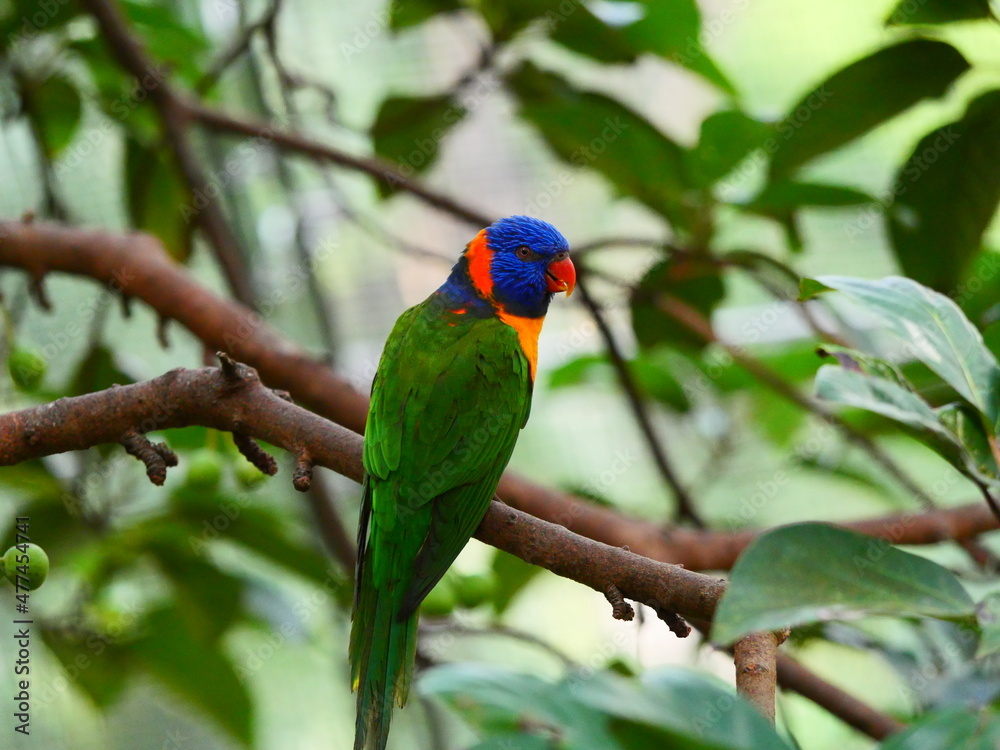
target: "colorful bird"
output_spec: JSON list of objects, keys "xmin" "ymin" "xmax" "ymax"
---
[{"xmin": 351, "ymin": 215, "xmax": 575, "ymax": 750}]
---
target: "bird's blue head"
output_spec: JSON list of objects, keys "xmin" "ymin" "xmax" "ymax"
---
[{"xmin": 460, "ymin": 216, "xmax": 575, "ymax": 318}]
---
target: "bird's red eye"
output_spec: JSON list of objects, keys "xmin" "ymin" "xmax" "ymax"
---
[{"xmin": 516, "ymin": 245, "xmax": 531, "ymax": 259}]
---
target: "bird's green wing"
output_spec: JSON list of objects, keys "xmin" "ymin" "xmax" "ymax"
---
[{"xmin": 361, "ymin": 300, "xmax": 532, "ymax": 603}]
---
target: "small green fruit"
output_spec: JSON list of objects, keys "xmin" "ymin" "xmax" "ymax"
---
[
  {"xmin": 420, "ymin": 578, "xmax": 456, "ymax": 618},
  {"xmin": 3, "ymin": 543, "xmax": 50, "ymax": 590},
  {"xmin": 454, "ymin": 572, "xmax": 496, "ymax": 609},
  {"xmin": 234, "ymin": 461, "xmax": 266, "ymax": 489},
  {"xmin": 185, "ymin": 449, "xmax": 223, "ymax": 489},
  {"xmin": 7, "ymin": 348, "xmax": 46, "ymax": 392}
]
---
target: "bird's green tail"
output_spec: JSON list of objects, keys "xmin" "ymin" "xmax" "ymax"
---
[{"xmin": 350, "ymin": 556, "xmax": 419, "ymax": 750}]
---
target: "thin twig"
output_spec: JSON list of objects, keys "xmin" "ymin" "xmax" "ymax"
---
[{"xmin": 576, "ymin": 275, "xmax": 704, "ymax": 525}]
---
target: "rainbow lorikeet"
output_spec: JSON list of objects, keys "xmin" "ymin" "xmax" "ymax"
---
[{"xmin": 351, "ymin": 216, "xmax": 576, "ymax": 750}]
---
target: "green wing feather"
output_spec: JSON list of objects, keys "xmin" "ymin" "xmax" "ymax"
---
[{"xmin": 351, "ymin": 299, "xmax": 532, "ymax": 750}]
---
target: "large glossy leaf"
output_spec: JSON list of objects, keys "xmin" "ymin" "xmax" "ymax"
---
[
  {"xmin": 769, "ymin": 40, "xmax": 969, "ymax": 179},
  {"xmin": 371, "ymin": 94, "xmax": 466, "ymax": 189},
  {"xmin": 888, "ymin": 91, "xmax": 1000, "ymax": 291},
  {"xmin": 125, "ymin": 137, "xmax": 193, "ymax": 261},
  {"xmin": 886, "ymin": 0, "xmax": 995, "ymax": 25},
  {"xmin": 131, "ymin": 607, "xmax": 253, "ymax": 745},
  {"xmin": 805, "ymin": 275, "xmax": 1000, "ymax": 425},
  {"xmin": 712, "ymin": 523, "xmax": 976, "ymax": 645},
  {"xmin": 631, "ymin": 259, "xmax": 725, "ymax": 351},
  {"xmin": 877, "ymin": 708, "xmax": 1000, "ymax": 750},
  {"xmin": 507, "ymin": 63, "xmax": 696, "ymax": 230}
]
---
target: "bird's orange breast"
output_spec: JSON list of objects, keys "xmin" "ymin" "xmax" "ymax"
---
[{"xmin": 498, "ymin": 312, "xmax": 543, "ymax": 381}]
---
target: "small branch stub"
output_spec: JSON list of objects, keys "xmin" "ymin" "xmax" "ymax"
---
[
  {"xmin": 216, "ymin": 351, "xmax": 243, "ymax": 380},
  {"xmin": 646, "ymin": 600, "xmax": 692, "ymax": 638},
  {"xmin": 604, "ymin": 584, "xmax": 635, "ymax": 621},
  {"xmin": 293, "ymin": 451, "xmax": 314, "ymax": 492},
  {"xmin": 157, "ymin": 313, "xmax": 171, "ymax": 348},
  {"xmin": 233, "ymin": 430, "xmax": 278, "ymax": 476},
  {"xmin": 29, "ymin": 272, "xmax": 52, "ymax": 311},
  {"xmin": 121, "ymin": 428, "xmax": 178, "ymax": 485}
]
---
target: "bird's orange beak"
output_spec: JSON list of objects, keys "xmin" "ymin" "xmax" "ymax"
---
[{"xmin": 545, "ymin": 256, "xmax": 576, "ymax": 297}]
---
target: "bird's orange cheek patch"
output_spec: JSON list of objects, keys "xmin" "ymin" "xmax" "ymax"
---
[
  {"xmin": 498, "ymin": 313, "xmax": 543, "ymax": 381},
  {"xmin": 465, "ymin": 230, "xmax": 493, "ymax": 299}
]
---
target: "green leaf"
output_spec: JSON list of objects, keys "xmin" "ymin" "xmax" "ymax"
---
[
  {"xmin": 745, "ymin": 181, "xmax": 877, "ymax": 252},
  {"xmin": 131, "ymin": 607, "xmax": 253, "ymax": 745},
  {"xmin": 798, "ymin": 277, "xmax": 833, "ymax": 301},
  {"xmin": 371, "ymin": 95, "xmax": 465, "ymax": 190},
  {"xmin": 747, "ymin": 181, "xmax": 876, "ymax": 212},
  {"xmin": 391, "ymin": 0, "xmax": 462, "ymax": 29},
  {"xmin": 769, "ymin": 40, "xmax": 970, "ymax": 179},
  {"xmin": 125, "ymin": 137, "xmax": 193, "ymax": 261},
  {"xmin": 507, "ymin": 62, "xmax": 696, "ymax": 230},
  {"xmin": 25, "ymin": 75, "xmax": 82, "ymax": 158},
  {"xmin": 618, "ymin": 0, "xmax": 735, "ymax": 93},
  {"xmin": 549, "ymin": 6, "xmax": 639, "ymax": 64},
  {"xmin": 815, "ymin": 366, "xmax": 991, "ymax": 481},
  {"xmin": 120, "ymin": 0, "xmax": 208, "ymax": 85},
  {"xmin": 490, "ymin": 549, "xmax": 543, "ymax": 615},
  {"xmin": 888, "ymin": 91, "xmax": 1000, "ymax": 291},
  {"xmin": 810, "ymin": 275, "xmax": 1000, "ymax": 423},
  {"xmin": 877, "ymin": 708, "xmax": 1000, "ymax": 750},
  {"xmin": 631, "ymin": 259, "xmax": 725, "ymax": 352},
  {"xmin": 688, "ymin": 111, "xmax": 773, "ymax": 187},
  {"xmin": 936, "ymin": 402, "xmax": 1000, "ymax": 478},
  {"xmin": 886, "ymin": 0, "xmax": 995, "ymax": 25},
  {"xmin": 711, "ymin": 522, "xmax": 976, "ymax": 646}
]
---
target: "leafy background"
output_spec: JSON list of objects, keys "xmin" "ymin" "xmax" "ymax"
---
[{"xmin": 2, "ymin": 0, "xmax": 1000, "ymax": 748}]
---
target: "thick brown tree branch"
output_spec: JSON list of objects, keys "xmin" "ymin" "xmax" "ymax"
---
[{"xmin": 0, "ymin": 361, "xmax": 723, "ymax": 626}]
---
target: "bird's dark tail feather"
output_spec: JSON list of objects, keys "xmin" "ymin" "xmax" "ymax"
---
[{"xmin": 351, "ymin": 558, "xmax": 418, "ymax": 750}]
